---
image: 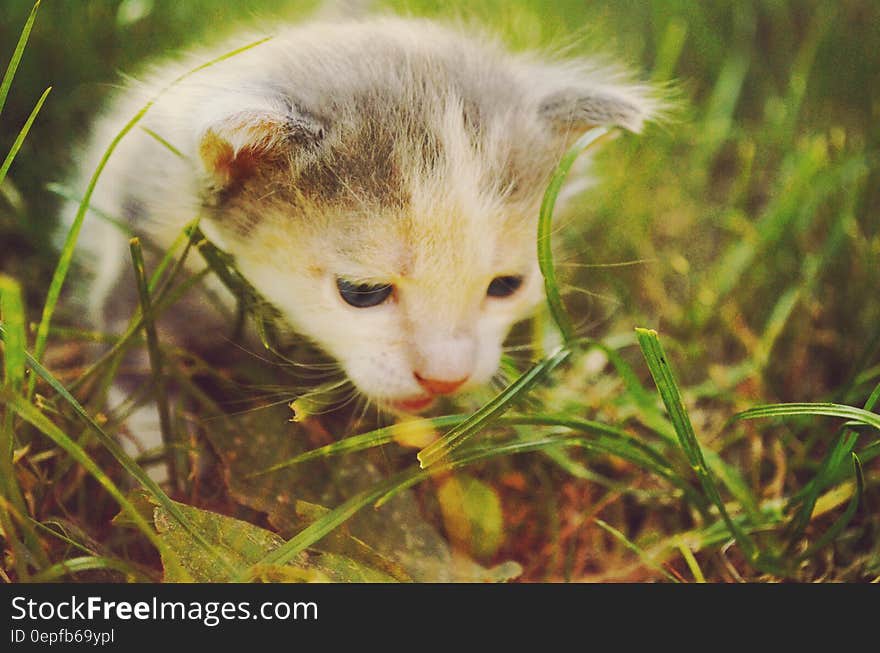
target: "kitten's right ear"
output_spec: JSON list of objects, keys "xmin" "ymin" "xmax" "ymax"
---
[{"xmin": 197, "ymin": 103, "xmax": 325, "ymax": 190}]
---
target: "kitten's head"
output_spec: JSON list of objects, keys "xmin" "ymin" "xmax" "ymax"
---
[{"xmin": 194, "ymin": 19, "xmax": 659, "ymax": 412}]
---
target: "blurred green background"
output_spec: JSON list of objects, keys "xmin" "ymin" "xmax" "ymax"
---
[{"xmin": 1, "ymin": 0, "xmax": 879, "ymax": 416}]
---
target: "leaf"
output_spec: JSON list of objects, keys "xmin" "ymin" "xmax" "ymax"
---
[
  {"xmin": 437, "ymin": 473, "xmax": 505, "ymax": 560},
  {"xmin": 201, "ymin": 402, "xmax": 521, "ymax": 582},
  {"xmin": 130, "ymin": 491, "xmax": 397, "ymax": 583},
  {"xmin": 0, "ymin": 330, "xmax": 234, "ymax": 574}
]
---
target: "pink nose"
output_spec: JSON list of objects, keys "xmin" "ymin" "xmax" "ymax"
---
[{"xmin": 414, "ymin": 372, "xmax": 468, "ymax": 396}]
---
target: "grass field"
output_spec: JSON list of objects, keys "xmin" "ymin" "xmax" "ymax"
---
[{"xmin": 0, "ymin": 0, "xmax": 878, "ymax": 582}]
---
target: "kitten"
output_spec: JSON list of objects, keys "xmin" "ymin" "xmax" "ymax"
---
[{"xmin": 65, "ymin": 15, "xmax": 659, "ymax": 415}]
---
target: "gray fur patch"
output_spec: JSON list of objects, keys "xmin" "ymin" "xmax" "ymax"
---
[{"xmin": 540, "ymin": 89, "xmax": 644, "ymax": 132}]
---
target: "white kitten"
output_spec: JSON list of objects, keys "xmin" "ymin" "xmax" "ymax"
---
[{"xmin": 66, "ymin": 15, "xmax": 659, "ymax": 414}]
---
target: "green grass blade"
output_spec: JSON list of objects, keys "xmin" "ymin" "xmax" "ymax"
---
[
  {"xmin": 652, "ymin": 17, "xmax": 688, "ymax": 82},
  {"xmin": 254, "ymin": 411, "xmax": 693, "ymax": 501},
  {"xmin": 733, "ymin": 402, "xmax": 880, "ymax": 433},
  {"xmin": 245, "ymin": 430, "xmax": 705, "ymax": 579},
  {"xmin": 537, "ymin": 127, "xmax": 609, "ymax": 342},
  {"xmin": 0, "ymin": 276, "xmax": 26, "ymax": 393},
  {"xmin": 28, "ymin": 36, "xmax": 273, "ymax": 400},
  {"xmin": 583, "ymin": 338, "xmax": 677, "ymax": 441},
  {"xmin": 141, "ymin": 127, "xmax": 186, "ymax": 159},
  {"xmin": 594, "ymin": 518, "xmax": 680, "ymax": 583},
  {"xmin": 249, "ymin": 415, "xmax": 466, "ymax": 477},
  {"xmin": 787, "ymin": 430, "xmax": 859, "ymax": 542},
  {"xmin": 31, "ymin": 555, "xmax": 153, "ymax": 582},
  {"xmin": 147, "ymin": 218, "xmax": 201, "ymax": 293},
  {"xmin": 0, "ymin": 276, "xmax": 49, "ymax": 577},
  {"xmin": 0, "ymin": 0, "xmax": 41, "ymax": 118},
  {"xmin": 796, "ymin": 453, "xmax": 863, "ymax": 562},
  {"xmin": 863, "ymin": 381, "xmax": 880, "ymax": 413},
  {"xmin": 129, "ymin": 237, "xmax": 177, "ymax": 490},
  {"xmin": 0, "ymin": 325, "xmax": 237, "ymax": 576},
  {"xmin": 635, "ymin": 327, "xmax": 761, "ymax": 564},
  {"xmin": 68, "ymin": 265, "xmax": 209, "ymax": 394},
  {"xmin": 416, "ymin": 346, "xmax": 571, "ymax": 468},
  {"xmin": 676, "ymin": 540, "xmax": 706, "ymax": 583},
  {"xmin": 44, "ymin": 182, "xmax": 133, "ymax": 234},
  {"xmin": 0, "ymin": 86, "xmax": 50, "ymax": 187},
  {"xmin": 1, "ymin": 389, "xmax": 168, "ymax": 557}
]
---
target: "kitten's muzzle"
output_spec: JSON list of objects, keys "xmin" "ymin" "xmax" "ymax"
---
[{"xmin": 413, "ymin": 372, "xmax": 469, "ymax": 396}]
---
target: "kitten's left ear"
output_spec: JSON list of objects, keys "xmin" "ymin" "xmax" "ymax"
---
[
  {"xmin": 538, "ymin": 83, "xmax": 658, "ymax": 135},
  {"xmin": 197, "ymin": 101, "xmax": 325, "ymax": 191}
]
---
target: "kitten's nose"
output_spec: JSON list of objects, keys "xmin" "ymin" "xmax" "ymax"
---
[{"xmin": 413, "ymin": 372, "xmax": 469, "ymax": 396}]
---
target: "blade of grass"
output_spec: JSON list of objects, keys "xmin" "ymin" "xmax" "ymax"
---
[
  {"xmin": 31, "ymin": 555, "xmax": 153, "ymax": 582},
  {"xmin": 129, "ymin": 237, "xmax": 178, "ymax": 492},
  {"xmin": 0, "ymin": 276, "xmax": 50, "ymax": 577},
  {"xmin": 44, "ymin": 182, "xmax": 133, "ymax": 234},
  {"xmin": 31, "ymin": 518, "xmax": 99, "ymax": 557},
  {"xmin": 537, "ymin": 126, "xmax": 610, "ymax": 342},
  {"xmin": 574, "ymin": 337, "xmax": 677, "ymax": 441},
  {"xmin": 0, "ymin": 326, "xmax": 237, "ymax": 576},
  {"xmin": 577, "ymin": 341, "xmax": 761, "ymax": 515},
  {"xmin": 786, "ymin": 381, "xmax": 880, "ymax": 526},
  {"xmin": 0, "ymin": 497, "xmax": 29, "ymax": 581},
  {"xmin": 141, "ymin": 126, "xmax": 187, "ymax": 159},
  {"xmin": 147, "ymin": 218, "xmax": 201, "ymax": 293},
  {"xmin": 68, "ymin": 267, "xmax": 209, "ymax": 393},
  {"xmin": 594, "ymin": 518, "xmax": 680, "ymax": 583},
  {"xmin": 74, "ymin": 217, "xmax": 204, "ymax": 394},
  {"xmin": 252, "ymin": 411, "xmax": 697, "ymax": 503},
  {"xmin": 791, "ymin": 429, "xmax": 859, "ymax": 545},
  {"xmin": 416, "ymin": 346, "xmax": 571, "ymax": 468},
  {"xmin": 796, "ymin": 453, "xmax": 863, "ymax": 562},
  {"xmin": 635, "ymin": 327, "xmax": 762, "ymax": 565},
  {"xmin": 652, "ymin": 17, "xmax": 688, "ymax": 82},
  {"xmin": 0, "ymin": 276, "xmax": 26, "ymax": 393},
  {"xmin": 248, "ymin": 415, "xmax": 466, "ymax": 476},
  {"xmin": 1, "ymin": 390, "xmax": 169, "ymax": 558},
  {"xmin": 697, "ymin": 52, "xmax": 749, "ymax": 164},
  {"xmin": 0, "ymin": 86, "xmax": 50, "ymax": 187},
  {"xmin": 28, "ymin": 35, "xmax": 273, "ymax": 400},
  {"xmin": 676, "ymin": 540, "xmax": 707, "ymax": 583},
  {"xmin": 733, "ymin": 402, "xmax": 880, "ymax": 432},
  {"xmin": 243, "ymin": 431, "xmax": 702, "ymax": 579},
  {"xmin": 192, "ymin": 228, "xmax": 284, "ymax": 350},
  {"xmin": 41, "ymin": 225, "xmax": 203, "ymax": 489},
  {"xmin": 0, "ymin": 0, "xmax": 41, "ymax": 118}
]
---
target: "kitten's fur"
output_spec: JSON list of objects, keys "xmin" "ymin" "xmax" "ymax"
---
[{"xmin": 66, "ymin": 15, "xmax": 659, "ymax": 413}]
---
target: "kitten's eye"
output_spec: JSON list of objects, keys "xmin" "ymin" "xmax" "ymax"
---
[
  {"xmin": 336, "ymin": 278, "xmax": 394, "ymax": 308},
  {"xmin": 486, "ymin": 275, "xmax": 524, "ymax": 298}
]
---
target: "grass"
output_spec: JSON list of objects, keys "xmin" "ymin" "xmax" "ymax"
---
[{"xmin": 0, "ymin": 0, "xmax": 878, "ymax": 582}]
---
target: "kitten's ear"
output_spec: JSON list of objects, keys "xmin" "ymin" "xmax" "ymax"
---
[
  {"xmin": 198, "ymin": 103, "xmax": 325, "ymax": 189},
  {"xmin": 538, "ymin": 83, "xmax": 657, "ymax": 135}
]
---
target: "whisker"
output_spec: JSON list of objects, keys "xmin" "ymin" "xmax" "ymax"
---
[
  {"xmin": 557, "ymin": 258, "xmax": 656, "ymax": 269},
  {"xmin": 560, "ymin": 283, "xmax": 619, "ymax": 303},
  {"xmin": 200, "ymin": 395, "xmax": 296, "ymax": 421}
]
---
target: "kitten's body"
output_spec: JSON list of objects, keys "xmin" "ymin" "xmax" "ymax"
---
[{"xmin": 67, "ymin": 15, "xmax": 657, "ymax": 413}]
